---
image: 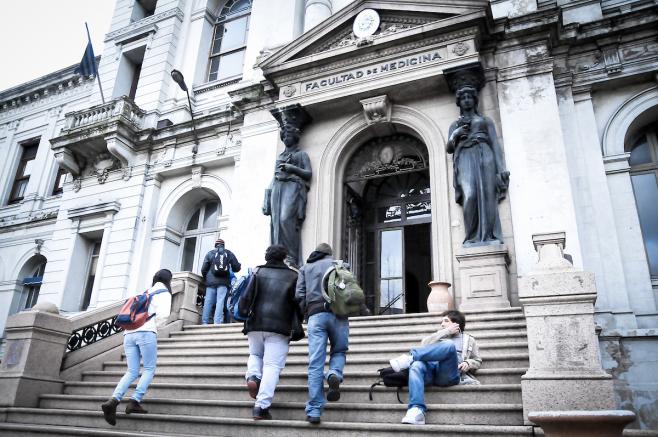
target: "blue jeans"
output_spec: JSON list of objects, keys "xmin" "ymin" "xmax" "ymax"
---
[
  {"xmin": 408, "ymin": 341, "xmax": 461, "ymax": 412},
  {"xmin": 112, "ymin": 331, "xmax": 157, "ymax": 402},
  {"xmin": 305, "ymin": 312, "xmax": 349, "ymax": 418},
  {"xmin": 202, "ymin": 285, "xmax": 228, "ymax": 324}
]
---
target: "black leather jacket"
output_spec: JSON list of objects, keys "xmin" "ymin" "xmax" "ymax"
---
[{"xmin": 243, "ymin": 261, "xmax": 299, "ymax": 337}]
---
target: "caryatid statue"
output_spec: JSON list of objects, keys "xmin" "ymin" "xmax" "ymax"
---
[
  {"xmin": 446, "ymin": 72, "xmax": 510, "ymax": 246},
  {"xmin": 263, "ymin": 105, "xmax": 313, "ymax": 267}
]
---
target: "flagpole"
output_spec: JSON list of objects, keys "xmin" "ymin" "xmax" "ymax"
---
[{"xmin": 85, "ymin": 22, "xmax": 106, "ymax": 104}]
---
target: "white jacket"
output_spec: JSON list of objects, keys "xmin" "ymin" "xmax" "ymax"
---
[{"xmin": 125, "ymin": 282, "xmax": 172, "ymax": 334}]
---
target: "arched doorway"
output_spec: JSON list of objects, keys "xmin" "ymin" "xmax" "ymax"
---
[{"xmin": 343, "ymin": 134, "xmax": 432, "ymax": 315}]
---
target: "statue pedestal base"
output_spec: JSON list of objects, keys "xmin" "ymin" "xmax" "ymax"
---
[
  {"xmin": 528, "ymin": 410, "xmax": 635, "ymax": 437},
  {"xmin": 455, "ymin": 244, "xmax": 511, "ymax": 310},
  {"xmin": 519, "ymin": 232, "xmax": 616, "ymax": 424}
]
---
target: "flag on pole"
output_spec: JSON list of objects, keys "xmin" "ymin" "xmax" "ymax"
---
[
  {"xmin": 74, "ymin": 40, "xmax": 97, "ymax": 77},
  {"xmin": 76, "ymin": 23, "xmax": 105, "ymax": 103}
]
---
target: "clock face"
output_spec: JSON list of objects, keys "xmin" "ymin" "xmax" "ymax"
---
[{"xmin": 353, "ymin": 9, "xmax": 380, "ymax": 38}]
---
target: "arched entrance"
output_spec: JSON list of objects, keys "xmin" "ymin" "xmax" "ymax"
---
[{"xmin": 343, "ymin": 134, "xmax": 432, "ymax": 315}]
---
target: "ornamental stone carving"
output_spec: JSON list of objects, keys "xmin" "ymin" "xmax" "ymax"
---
[{"xmin": 360, "ymin": 95, "xmax": 392, "ymax": 125}]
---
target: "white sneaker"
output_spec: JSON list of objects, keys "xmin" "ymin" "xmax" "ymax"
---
[
  {"xmin": 389, "ymin": 353, "xmax": 413, "ymax": 372},
  {"xmin": 401, "ymin": 407, "xmax": 426, "ymax": 425}
]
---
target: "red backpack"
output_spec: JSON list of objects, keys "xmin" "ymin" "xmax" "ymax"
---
[{"xmin": 115, "ymin": 288, "xmax": 168, "ymax": 330}]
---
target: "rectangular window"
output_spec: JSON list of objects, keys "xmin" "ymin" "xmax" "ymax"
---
[
  {"xmin": 208, "ymin": 13, "xmax": 249, "ymax": 82},
  {"xmin": 52, "ymin": 167, "xmax": 68, "ymax": 195},
  {"xmin": 81, "ymin": 240, "xmax": 102, "ymax": 311},
  {"xmin": 131, "ymin": 0, "xmax": 157, "ymax": 21},
  {"xmin": 379, "ymin": 229, "xmax": 404, "ymax": 312},
  {"xmin": 114, "ymin": 46, "xmax": 145, "ymax": 101},
  {"xmin": 9, "ymin": 139, "xmax": 39, "ymax": 204}
]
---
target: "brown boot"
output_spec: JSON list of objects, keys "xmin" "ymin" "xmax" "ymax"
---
[
  {"xmin": 101, "ymin": 398, "xmax": 119, "ymax": 426},
  {"xmin": 125, "ymin": 399, "xmax": 148, "ymax": 414}
]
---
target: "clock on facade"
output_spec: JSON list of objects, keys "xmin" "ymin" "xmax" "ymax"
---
[{"xmin": 353, "ymin": 8, "xmax": 380, "ymax": 38}]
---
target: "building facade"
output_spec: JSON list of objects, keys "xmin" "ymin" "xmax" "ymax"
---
[{"xmin": 0, "ymin": 0, "xmax": 656, "ymax": 429}]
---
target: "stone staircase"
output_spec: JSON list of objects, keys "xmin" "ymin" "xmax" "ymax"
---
[{"xmin": 0, "ymin": 307, "xmax": 538, "ymax": 436}]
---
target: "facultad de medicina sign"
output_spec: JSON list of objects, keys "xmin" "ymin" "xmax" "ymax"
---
[{"xmin": 301, "ymin": 49, "xmax": 445, "ymax": 93}]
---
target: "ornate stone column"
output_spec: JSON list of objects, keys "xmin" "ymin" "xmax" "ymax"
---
[
  {"xmin": 519, "ymin": 232, "xmax": 615, "ymax": 423},
  {"xmin": 304, "ymin": 0, "xmax": 331, "ymax": 32}
]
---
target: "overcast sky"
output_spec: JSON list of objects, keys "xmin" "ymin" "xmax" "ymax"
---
[{"xmin": 0, "ymin": 0, "xmax": 116, "ymax": 91}]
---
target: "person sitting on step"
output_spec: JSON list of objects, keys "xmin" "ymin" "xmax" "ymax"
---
[{"xmin": 388, "ymin": 310, "xmax": 482, "ymax": 425}]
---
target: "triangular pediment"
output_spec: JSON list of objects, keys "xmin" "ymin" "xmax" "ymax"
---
[{"xmin": 259, "ymin": 0, "xmax": 489, "ymax": 73}]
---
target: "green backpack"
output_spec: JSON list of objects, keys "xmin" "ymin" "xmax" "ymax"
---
[{"xmin": 322, "ymin": 261, "xmax": 365, "ymax": 318}]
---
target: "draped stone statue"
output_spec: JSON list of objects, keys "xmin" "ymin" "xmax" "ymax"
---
[
  {"xmin": 262, "ymin": 105, "xmax": 312, "ymax": 267},
  {"xmin": 446, "ymin": 77, "xmax": 510, "ymax": 246}
]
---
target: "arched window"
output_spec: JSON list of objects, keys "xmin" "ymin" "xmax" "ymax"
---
[
  {"xmin": 629, "ymin": 125, "xmax": 658, "ymax": 279},
  {"xmin": 180, "ymin": 200, "xmax": 221, "ymax": 272},
  {"xmin": 16, "ymin": 255, "xmax": 47, "ymax": 313},
  {"xmin": 208, "ymin": 0, "xmax": 252, "ymax": 82}
]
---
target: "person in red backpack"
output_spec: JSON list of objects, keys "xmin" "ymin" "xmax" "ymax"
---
[{"xmin": 101, "ymin": 269, "xmax": 173, "ymax": 426}]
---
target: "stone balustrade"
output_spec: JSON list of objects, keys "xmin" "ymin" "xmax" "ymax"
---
[
  {"xmin": 0, "ymin": 272, "xmax": 204, "ymax": 407},
  {"xmin": 63, "ymin": 96, "xmax": 145, "ymax": 131}
]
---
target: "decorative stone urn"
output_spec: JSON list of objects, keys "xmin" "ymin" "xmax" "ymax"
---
[{"xmin": 426, "ymin": 281, "xmax": 454, "ymax": 313}]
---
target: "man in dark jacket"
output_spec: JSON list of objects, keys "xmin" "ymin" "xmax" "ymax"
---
[
  {"xmin": 242, "ymin": 245, "xmax": 300, "ymax": 420},
  {"xmin": 295, "ymin": 243, "xmax": 348, "ymax": 424},
  {"xmin": 200, "ymin": 238, "xmax": 241, "ymax": 324}
]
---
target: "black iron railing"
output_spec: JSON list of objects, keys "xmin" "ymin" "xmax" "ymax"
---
[
  {"xmin": 66, "ymin": 315, "xmax": 123, "ymax": 352},
  {"xmin": 380, "ymin": 292, "xmax": 404, "ymax": 315}
]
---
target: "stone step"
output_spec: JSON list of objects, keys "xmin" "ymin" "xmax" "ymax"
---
[
  {"xmin": 62, "ymin": 381, "xmax": 522, "ymax": 404},
  {"xmin": 171, "ymin": 320, "xmax": 527, "ymax": 339},
  {"xmin": 1, "ymin": 408, "xmax": 535, "ymax": 437},
  {"xmin": 138, "ymin": 347, "xmax": 529, "ymax": 364},
  {"xmin": 0, "ymin": 422, "xmax": 201, "ymax": 437},
  {"xmin": 158, "ymin": 330, "xmax": 528, "ymax": 349},
  {"xmin": 103, "ymin": 353, "xmax": 529, "ymax": 372},
  {"xmin": 178, "ymin": 309, "xmax": 525, "ymax": 334},
  {"xmin": 38, "ymin": 395, "xmax": 524, "ymax": 425},
  {"xmin": 153, "ymin": 340, "xmax": 530, "ymax": 357},
  {"xmin": 83, "ymin": 367, "xmax": 526, "ymax": 386}
]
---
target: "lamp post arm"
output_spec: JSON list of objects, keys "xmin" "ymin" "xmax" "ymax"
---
[{"xmin": 185, "ymin": 89, "xmax": 199, "ymax": 153}]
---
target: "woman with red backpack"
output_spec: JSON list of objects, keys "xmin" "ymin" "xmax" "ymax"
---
[{"xmin": 101, "ymin": 269, "xmax": 173, "ymax": 426}]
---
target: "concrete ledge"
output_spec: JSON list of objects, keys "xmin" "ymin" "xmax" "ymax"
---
[{"xmin": 529, "ymin": 410, "xmax": 635, "ymax": 436}]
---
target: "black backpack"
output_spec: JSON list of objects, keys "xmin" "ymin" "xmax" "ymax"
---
[
  {"xmin": 369, "ymin": 367, "xmax": 409, "ymax": 403},
  {"xmin": 212, "ymin": 250, "xmax": 230, "ymax": 276}
]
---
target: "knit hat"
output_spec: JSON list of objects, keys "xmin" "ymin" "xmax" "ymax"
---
[
  {"xmin": 315, "ymin": 243, "xmax": 333, "ymax": 255},
  {"xmin": 215, "ymin": 238, "xmax": 225, "ymax": 247}
]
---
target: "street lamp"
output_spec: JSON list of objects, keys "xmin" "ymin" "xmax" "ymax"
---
[{"xmin": 171, "ymin": 69, "xmax": 199, "ymax": 154}]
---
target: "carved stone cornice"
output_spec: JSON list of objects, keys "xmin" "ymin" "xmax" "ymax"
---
[
  {"xmin": 67, "ymin": 201, "xmax": 121, "ymax": 220},
  {"xmin": 0, "ymin": 76, "xmax": 94, "ymax": 119},
  {"xmin": 105, "ymin": 7, "xmax": 185, "ymax": 42},
  {"xmin": 565, "ymin": 37, "xmax": 658, "ymax": 90},
  {"xmin": 0, "ymin": 208, "xmax": 59, "ymax": 229},
  {"xmin": 561, "ymin": 5, "xmax": 658, "ymax": 43},
  {"xmin": 272, "ymin": 26, "xmax": 480, "ymax": 85}
]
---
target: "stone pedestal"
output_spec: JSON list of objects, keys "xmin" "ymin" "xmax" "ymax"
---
[
  {"xmin": 455, "ymin": 244, "xmax": 511, "ymax": 310},
  {"xmin": 0, "ymin": 303, "xmax": 71, "ymax": 407},
  {"xmin": 528, "ymin": 410, "xmax": 635, "ymax": 437},
  {"xmin": 519, "ymin": 232, "xmax": 616, "ymax": 424},
  {"xmin": 172, "ymin": 272, "xmax": 204, "ymax": 325}
]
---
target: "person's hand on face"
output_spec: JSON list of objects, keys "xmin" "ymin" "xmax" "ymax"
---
[{"xmin": 446, "ymin": 322, "xmax": 460, "ymax": 335}]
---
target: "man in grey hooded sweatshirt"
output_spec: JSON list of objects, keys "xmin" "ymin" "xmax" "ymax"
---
[{"xmin": 295, "ymin": 243, "xmax": 348, "ymax": 424}]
